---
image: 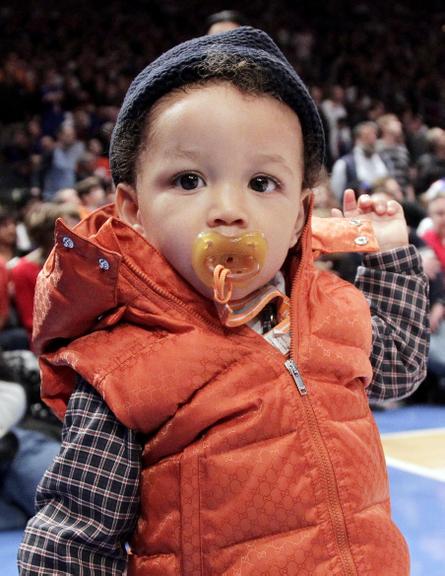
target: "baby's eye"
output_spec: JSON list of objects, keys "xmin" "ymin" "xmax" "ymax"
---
[
  {"xmin": 174, "ymin": 173, "xmax": 205, "ymax": 190},
  {"xmin": 249, "ymin": 176, "xmax": 278, "ymax": 193}
]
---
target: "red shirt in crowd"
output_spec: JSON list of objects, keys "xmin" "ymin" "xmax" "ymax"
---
[
  {"xmin": 0, "ymin": 257, "xmax": 9, "ymax": 329},
  {"xmin": 10, "ymin": 257, "xmax": 41, "ymax": 336},
  {"xmin": 422, "ymin": 229, "xmax": 445, "ymax": 272}
]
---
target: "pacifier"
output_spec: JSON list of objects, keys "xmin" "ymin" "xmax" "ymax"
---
[{"xmin": 192, "ymin": 231, "xmax": 268, "ymax": 304}]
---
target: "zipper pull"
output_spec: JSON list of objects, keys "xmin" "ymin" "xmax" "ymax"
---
[{"xmin": 285, "ymin": 358, "xmax": 308, "ymax": 396}]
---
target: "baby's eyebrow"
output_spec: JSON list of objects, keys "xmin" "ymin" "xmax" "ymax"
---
[
  {"xmin": 163, "ymin": 148, "xmax": 202, "ymax": 161},
  {"xmin": 252, "ymin": 153, "xmax": 294, "ymax": 175},
  {"xmin": 162, "ymin": 148, "xmax": 295, "ymax": 176},
  {"xmin": 254, "ymin": 152, "xmax": 288, "ymax": 164}
]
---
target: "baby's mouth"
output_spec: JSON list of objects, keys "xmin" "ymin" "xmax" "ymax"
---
[
  {"xmin": 204, "ymin": 253, "xmax": 259, "ymax": 283},
  {"xmin": 192, "ymin": 231, "xmax": 268, "ymax": 301}
]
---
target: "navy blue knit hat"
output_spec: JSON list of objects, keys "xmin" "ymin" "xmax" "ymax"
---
[{"xmin": 110, "ymin": 26, "xmax": 325, "ymax": 185}]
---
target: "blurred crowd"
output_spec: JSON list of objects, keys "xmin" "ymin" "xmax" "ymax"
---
[{"xmin": 0, "ymin": 0, "xmax": 445, "ymax": 528}]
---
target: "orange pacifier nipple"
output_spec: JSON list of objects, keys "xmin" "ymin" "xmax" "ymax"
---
[{"xmin": 192, "ymin": 231, "xmax": 268, "ymax": 304}]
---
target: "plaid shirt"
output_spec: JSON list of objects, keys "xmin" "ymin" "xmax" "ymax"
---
[
  {"xmin": 358, "ymin": 246, "xmax": 429, "ymax": 401},
  {"xmin": 18, "ymin": 245, "xmax": 428, "ymax": 575}
]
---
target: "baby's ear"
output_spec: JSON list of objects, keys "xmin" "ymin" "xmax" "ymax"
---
[
  {"xmin": 289, "ymin": 188, "xmax": 311, "ymax": 248},
  {"xmin": 115, "ymin": 183, "xmax": 145, "ymax": 235}
]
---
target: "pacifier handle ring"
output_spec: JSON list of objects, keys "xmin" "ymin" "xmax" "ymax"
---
[{"xmin": 213, "ymin": 264, "xmax": 233, "ymax": 304}]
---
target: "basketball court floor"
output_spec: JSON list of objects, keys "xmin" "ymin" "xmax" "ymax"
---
[{"xmin": 1, "ymin": 403, "xmax": 444, "ymax": 575}]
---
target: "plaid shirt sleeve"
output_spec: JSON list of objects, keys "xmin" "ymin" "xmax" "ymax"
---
[
  {"xmin": 18, "ymin": 379, "xmax": 141, "ymax": 575},
  {"xmin": 355, "ymin": 245, "xmax": 430, "ymax": 401}
]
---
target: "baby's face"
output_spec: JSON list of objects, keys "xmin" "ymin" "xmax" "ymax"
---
[{"xmin": 117, "ymin": 83, "xmax": 307, "ymax": 300}]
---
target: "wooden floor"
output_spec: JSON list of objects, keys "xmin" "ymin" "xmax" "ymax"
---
[
  {"xmin": 381, "ymin": 427, "xmax": 445, "ymax": 479},
  {"xmin": 376, "ymin": 405, "xmax": 445, "ymax": 576}
]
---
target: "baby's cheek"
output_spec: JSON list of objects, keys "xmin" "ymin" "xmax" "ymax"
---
[{"xmin": 268, "ymin": 237, "xmax": 293, "ymax": 268}]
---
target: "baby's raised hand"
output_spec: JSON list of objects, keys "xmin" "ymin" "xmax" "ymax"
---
[{"xmin": 331, "ymin": 189, "xmax": 409, "ymax": 252}]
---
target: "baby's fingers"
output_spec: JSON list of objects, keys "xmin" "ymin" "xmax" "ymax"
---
[
  {"xmin": 356, "ymin": 194, "xmax": 375, "ymax": 213},
  {"xmin": 386, "ymin": 200, "xmax": 402, "ymax": 216},
  {"xmin": 357, "ymin": 194, "xmax": 401, "ymax": 216},
  {"xmin": 342, "ymin": 188, "xmax": 358, "ymax": 215}
]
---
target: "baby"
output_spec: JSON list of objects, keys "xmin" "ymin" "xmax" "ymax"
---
[{"xmin": 19, "ymin": 27, "xmax": 428, "ymax": 575}]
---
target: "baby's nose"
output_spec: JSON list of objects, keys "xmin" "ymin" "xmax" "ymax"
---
[{"xmin": 207, "ymin": 189, "xmax": 248, "ymax": 228}]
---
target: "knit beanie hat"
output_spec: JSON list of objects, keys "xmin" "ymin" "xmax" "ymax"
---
[{"xmin": 110, "ymin": 26, "xmax": 325, "ymax": 185}]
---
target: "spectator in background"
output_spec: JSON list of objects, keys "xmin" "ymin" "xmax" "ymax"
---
[
  {"xmin": 0, "ymin": 353, "xmax": 60, "ymax": 530},
  {"xmin": 377, "ymin": 114, "xmax": 414, "ymax": 200},
  {"xmin": 76, "ymin": 151, "xmax": 98, "ymax": 181},
  {"xmin": 330, "ymin": 121, "xmax": 388, "ymax": 203},
  {"xmin": 321, "ymin": 85, "xmax": 348, "ymax": 162},
  {"xmin": 53, "ymin": 187, "xmax": 81, "ymax": 206},
  {"xmin": 206, "ymin": 10, "xmax": 245, "ymax": 35},
  {"xmin": 40, "ymin": 69, "xmax": 65, "ymax": 137},
  {"xmin": 415, "ymin": 128, "xmax": 445, "ymax": 195},
  {"xmin": 42, "ymin": 123, "xmax": 85, "ymax": 200},
  {"xmin": 404, "ymin": 111, "xmax": 430, "ymax": 164},
  {"xmin": 336, "ymin": 117, "xmax": 353, "ymax": 158},
  {"xmin": 13, "ymin": 191, "xmax": 44, "ymax": 256},
  {"xmin": 0, "ymin": 378, "xmax": 27, "ymax": 528},
  {"xmin": 88, "ymin": 138, "xmax": 111, "ymax": 182},
  {"xmin": 0, "ymin": 208, "xmax": 19, "ymax": 264},
  {"xmin": 10, "ymin": 203, "xmax": 80, "ymax": 340},
  {"xmin": 418, "ymin": 247, "xmax": 445, "ymax": 400},
  {"xmin": 1, "ymin": 127, "xmax": 33, "ymax": 189},
  {"xmin": 419, "ymin": 188, "xmax": 445, "ymax": 273},
  {"xmin": 0, "ymin": 208, "xmax": 30, "ymax": 351},
  {"xmin": 76, "ymin": 177, "xmax": 107, "ymax": 218},
  {"xmin": 0, "ymin": 256, "xmax": 9, "ymax": 332},
  {"xmin": 310, "ymin": 86, "xmax": 333, "ymax": 168}
]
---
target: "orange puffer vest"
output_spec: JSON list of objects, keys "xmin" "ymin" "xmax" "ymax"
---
[{"xmin": 34, "ymin": 207, "xmax": 409, "ymax": 575}]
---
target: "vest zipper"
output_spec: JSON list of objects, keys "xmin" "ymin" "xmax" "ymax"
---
[
  {"xmin": 285, "ymin": 357, "xmax": 357, "ymax": 575},
  {"xmin": 287, "ymin": 213, "xmax": 357, "ymax": 576},
  {"xmin": 284, "ymin": 358, "xmax": 307, "ymax": 395}
]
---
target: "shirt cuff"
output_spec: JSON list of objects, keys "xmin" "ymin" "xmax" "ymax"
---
[{"xmin": 360, "ymin": 244, "xmax": 423, "ymax": 274}]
